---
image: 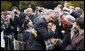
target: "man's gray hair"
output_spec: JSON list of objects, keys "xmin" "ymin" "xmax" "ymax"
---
[{"xmin": 45, "ymin": 9, "xmax": 55, "ymax": 15}]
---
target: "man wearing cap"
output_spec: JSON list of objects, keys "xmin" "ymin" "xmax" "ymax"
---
[
  {"xmin": 61, "ymin": 15, "xmax": 75, "ymax": 50},
  {"xmin": 53, "ymin": 15, "xmax": 75, "ymax": 50}
]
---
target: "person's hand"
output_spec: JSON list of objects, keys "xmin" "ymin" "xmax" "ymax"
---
[
  {"xmin": 20, "ymin": 42, "xmax": 24, "ymax": 46},
  {"xmin": 50, "ymin": 37, "xmax": 57, "ymax": 45},
  {"xmin": 6, "ymin": 15, "xmax": 11, "ymax": 19},
  {"xmin": 71, "ymin": 22, "xmax": 76, "ymax": 39},
  {"xmin": 30, "ymin": 28, "xmax": 36, "ymax": 34},
  {"xmin": 15, "ymin": 14, "xmax": 19, "ymax": 18},
  {"xmin": 61, "ymin": 30, "xmax": 65, "ymax": 34},
  {"xmin": 9, "ymin": 35, "xmax": 12, "ymax": 40},
  {"xmin": 55, "ymin": 39, "xmax": 59, "ymax": 43},
  {"xmin": 30, "ymin": 28, "xmax": 38, "ymax": 37},
  {"xmin": 63, "ymin": 7, "xmax": 68, "ymax": 11},
  {"xmin": 71, "ymin": 22, "xmax": 76, "ymax": 30},
  {"xmin": 63, "ymin": 7, "xmax": 71, "ymax": 12}
]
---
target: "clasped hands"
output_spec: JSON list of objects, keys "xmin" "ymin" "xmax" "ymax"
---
[{"xmin": 50, "ymin": 37, "xmax": 59, "ymax": 45}]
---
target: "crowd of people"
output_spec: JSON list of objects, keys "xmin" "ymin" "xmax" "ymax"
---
[{"xmin": 1, "ymin": 4, "xmax": 84, "ymax": 50}]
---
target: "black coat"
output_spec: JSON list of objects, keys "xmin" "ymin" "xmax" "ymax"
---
[
  {"xmin": 54, "ymin": 30, "xmax": 71, "ymax": 50},
  {"xmin": 29, "ymin": 14, "xmax": 36, "ymax": 22},
  {"xmin": 10, "ymin": 12, "xmax": 26, "ymax": 37},
  {"xmin": 62, "ymin": 31, "xmax": 71, "ymax": 49},
  {"xmin": 1, "ymin": 20, "xmax": 5, "ymax": 31},
  {"xmin": 52, "ymin": 25, "xmax": 64, "ymax": 50},
  {"xmin": 56, "ymin": 25, "xmax": 64, "ymax": 40},
  {"xmin": 10, "ymin": 17, "xmax": 19, "ymax": 39},
  {"xmin": 23, "ymin": 29, "xmax": 45, "ymax": 50},
  {"xmin": 33, "ymin": 17, "xmax": 41, "ymax": 25},
  {"xmin": 18, "ymin": 12, "xmax": 26, "ymax": 32},
  {"xmin": 33, "ymin": 17, "xmax": 57, "ymax": 50},
  {"xmin": 70, "ymin": 11, "xmax": 81, "ymax": 19},
  {"xmin": 18, "ymin": 12, "xmax": 26, "ymax": 26}
]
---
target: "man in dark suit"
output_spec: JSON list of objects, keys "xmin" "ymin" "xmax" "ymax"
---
[
  {"xmin": 10, "ymin": 6, "xmax": 26, "ymax": 40},
  {"xmin": 33, "ymin": 10, "xmax": 58, "ymax": 50}
]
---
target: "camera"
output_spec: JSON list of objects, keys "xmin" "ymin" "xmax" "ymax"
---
[
  {"xmin": 14, "ymin": 11, "xmax": 19, "ymax": 18},
  {"xmin": 39, "ymin": 8, "xmax": 43, "ymax": 12},
  {"xmin": 14, "ymin": 11, "xmax": 18, "ymax": 14}
]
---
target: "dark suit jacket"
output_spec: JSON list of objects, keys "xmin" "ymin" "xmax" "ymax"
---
[
  {"xmin": 10, "ymin": 12, "xmax": 26, "ymax": 39},
  {"xmin": 33, "ymin": 17, "xmax": 57, "ymax": 50},
  {"xmin": 70, "ymin": 11, "xmax": 81, "ymax": 19},
  {"xmin": 62, "ymin": 31, "xmax": 71, "ymax": 49},
  {"xmin": 23, "ymin": 29, "xmax": 45, "ymax": 50},
  {"xmin": 33, "ymin": 17, "xmax": 41, "ymax": 25},
  {"xmin": 56, "ymin": 25, "xmax": 64, "ymax": 40},
  {"xmin": 29, "ymin": 14, "xmax": 36, "ymax": 22},
  {"xmin": 18, "ymin": 12, "xmax": 26, "ymax": 25},
  {"xmin": 18, "ymin": 12, "xmax": 26, "ymax": 32},
  {"xmin": 34, "ymin": 17, "xmax": 57, "ymax": 40}
]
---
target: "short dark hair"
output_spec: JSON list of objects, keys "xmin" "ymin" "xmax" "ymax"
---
[
  {"xmin": 48, "ymin": 21, "xmax": 56, "ymax": 25},
  {"xmin": 76, "ymin": 17, "xmax": 84, "ymax": 29},
  {"xmin": 24, "ymin": 19, "xmax": 30, "ymax": 25},
  {"xmin": 23, "ymin": 19, "xmax": 30, "ymax": 30},
  {"xmin": 11, "ymin": 6, "xmax": 18, "ymax": 10}
]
